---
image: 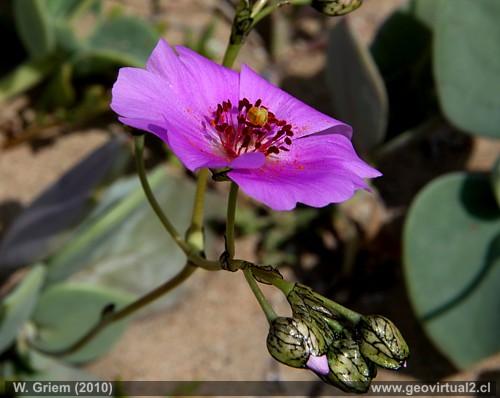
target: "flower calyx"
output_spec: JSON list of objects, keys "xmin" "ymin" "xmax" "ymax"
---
[
  {"xmin": 211, "ymin": 167, "xmax": 232, "ymax": 182},
  {"xmin": 319, "ymin": 335, "xmax": 377, "ymax": 394},
  {"xmin": 266, "ymin": 317, "xmax": 327, "ymax": 371},
  {"xmin": 358, "ymin": 315, "xmax": 410, "ymax": 370}
]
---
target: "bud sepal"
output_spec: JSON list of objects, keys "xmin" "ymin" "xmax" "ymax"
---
[
  {"xmin": 318, "ymin": 336, "xmax": 376, "ymax": 394},
  {"xmin": 358, "ymin": 315, "xmax": 410, "ymax": 370},
  {"xmin": 266, "ymin": 317, "xmax": 327, "ymax": 369}
]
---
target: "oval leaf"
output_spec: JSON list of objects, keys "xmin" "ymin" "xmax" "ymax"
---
[
  {"xmin": 31, "ymin": 283, "xmax": 133, "ymax": 364},
  {"xmin": 9, "ymin": 350, "xmax": 100, "ymax": 384},
  {"xmin": 403, "ymin": 172, "xmax": 500, "ymax": 368},
  {"xmin": 87, "ymin": 16, "xmax": 158, "ymax": 64},
  {"xmin": 327, "ymin": 18, "xmax": 388, "ymax": 154},
  {"xmin": 0, "ymin": 136, "xmax": 130, "ymax": 275},
  {"xmin": 370, "ymin": 1, "xmax": 434, "ymax": 135},
  {"xmin": 434, "ymin": 0, "xmax": 500, "ymax": 138},
  {"xmin": 0, "ymin": 264, "xmax": 46, "ymax": 352},
  {"xmin": 74, "ymin": 15, "xmax": 159, "ymax": 77},
  {"xmin": 43, "ymin": 167, "xmax": 167, "ymax": 286},
  {"xmin": 13, "ymin": 0, "xmax": 56, "ymax": 58},
  {"xmin": 0, "ymin": 56, "xmax": 59, "ymax": 102},
  {"xmin": 45, "ymin": 0, "xmax": 101, "ymax": 21},
  {"xmin": 46, "ymin": 167, "xmax": 224, "ymax": 314}
]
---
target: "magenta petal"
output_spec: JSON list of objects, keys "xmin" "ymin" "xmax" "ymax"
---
[
  {"xmin": 112, "ymin": 39, "xmax": 243, "ymax": 171},
  {"xmin": 229, "ymin": 152, "xmax": 266, "ymax": 169},
  {"xmin": 145, "ymin": 39, "xmax": 183, "ymax": 80},
  {"xmin": 229, "ymin": 134, "xmax": 380, "ymax": 211},
  {"xmin": 174, "ymin": 46, "xmax": 239, "ymax": 113},
  {"xmin": 306, "ymin": 355, "xmax": 330, "ymax": 376},
  {"xmin": 240, "ymin": 65, "xmax": 352, "ymax": 139},
  {"xmin": 117, "ymin": 116, "xmax": 170, "ymax": 145},
  {"xmin": 144, "ymin": 39, "xmax": 240, "ymax": 117},
  {"xmin": 111, "ymin": 68, "xmax": 179, "ymax": 126}
]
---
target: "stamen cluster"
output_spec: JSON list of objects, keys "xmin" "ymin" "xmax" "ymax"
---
[{"xmin": 213, "ymin": 98, "xmax": 294, "ymax": 158}]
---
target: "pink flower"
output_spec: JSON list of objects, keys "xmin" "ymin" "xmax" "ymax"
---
[{"xmin": 111, "ymin": 39, "xmax": 381, "ymax": 210}]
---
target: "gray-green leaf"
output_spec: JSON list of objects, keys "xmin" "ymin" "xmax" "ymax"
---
[
  {"xmin": 0, "ymin": 264, "xmax": 46, "ymax": 353},
  {"xmin": 404, "ymin": 172, "xmax": 500, "ymax": 368},
  {"xmin": 327, "ymin": 19, "xmax": 388, "ymax": 154},
  {"xmin": 31, "ymin": 282, "xmax": 133, "ymax": 364},
  {"xmin": 434, "ymin": 0, "xmax": 500, "ymax": 138},
  {"xmin": 13, "ymin": 0, "xmax": 56, "ymax": 58}
]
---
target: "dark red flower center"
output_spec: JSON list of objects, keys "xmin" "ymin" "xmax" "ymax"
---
[{"xmin": 212, "ymin": 98, "xmax": 294, "ymax": 158}]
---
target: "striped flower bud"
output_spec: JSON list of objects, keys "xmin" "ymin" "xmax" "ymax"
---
[
  {"xmin": 319, "ymin": 337, "xmax": 376, "ymax": 394},
  {"xmin": 311, "ymin": 0, "xmax": 362, "ymax": 16},
  {"xmin": 266, "ymin": 317, "xmax": 326, "ymax": 369},
  {"xmin": 358, "ymin": 315, "xmax": 410, "ymax": 370}
]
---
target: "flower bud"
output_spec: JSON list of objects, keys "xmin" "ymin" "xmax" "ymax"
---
[
  {"xmin": 311, "ymin": 0, "xmax": 362, "ymax": 16},
  {"xmin": 358, "ymin": 315, "xmax": 410, "ymax": 370},
  {"xmin": 286, "ymin": 284, "xmax": 339, "ymax": 344},
  {"xmin": 266, "ymin": 317, "xmax": 326, "ymax": 369},
  {"xmin": 319, "ymin": 338, "xmax": 376, "ymax": 394}
]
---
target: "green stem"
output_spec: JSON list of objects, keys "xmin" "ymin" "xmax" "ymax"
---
[
  {"xmin": 191, "ymin": 168, "xmax": 209, "ymax": 231},
  {"xmin": 135, "ymin": 135, "xmax": 191, "ymax": 256},
  {"xmin": 222, "ymin": 44, "xmax": 243, "ymax": 68},
  {"xmin": 251, "ymin": 0, "xmax": 312, "ymax": 27},
  {"xmin": 42, "ymin": 263, "xmax": 197, "ymax": 358},
  {"xmin": 250, "ymin": 0, "xmax": 269, "ymax": 18},
  {"xmin": 250, "ymin": 266, "xmax": 294, "ymax": 296},
  {"xmin": 225, "ymin": 182, "xmax": 239, "ymax": 259},
  {"xmin": 249, "ymin": 266, "xmax": 362, "ymax": 325},
  {"xmin": 185, "ymin": 168, "xmax": 209, "ymax": 253},
  {"xmin": 222, "ymin": 0, "xmax": 309, "ymax": 66},
  {"xmin": 135, "ymin": 136, "xmax": 219, "ymax": 269},
  {"xmin": 316, "ymin": 294, "xmax": 363, "ymax": 326},
  {"xmin": 243, "ymin": 267, "xmax": 277, "ymax": 324}
]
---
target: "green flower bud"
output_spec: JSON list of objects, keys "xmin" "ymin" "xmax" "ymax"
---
[
  {"xmin": 266, "ymin": 317, "xmax": 325, "ymax": 369},
  {"xmin": 319, "ymin": 338, "xmax": 376, "ymax": 394},
  {"xmin": 286, "ymin": 284, "xmax": 340, "ymax": 344},
  {"xmin": 311, "ymin": 0, "xmax": 362, "ymax": 17},
  {"xmin": 358, "ymin": 315, "xmax": 410, "ymax": 370}
]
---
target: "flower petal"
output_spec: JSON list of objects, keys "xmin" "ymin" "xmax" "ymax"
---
[
  {"xmin": 228, "ymin": 134, "xmax": 380, "ymax": 210},
  {"xmin": 144, "ymin": 39, "xmax": 240, "ymax": 117},
  {"xmin": 240, "ymin": 65, "xmax": 352, "ymax": 139},
  {"xmin": 229, "ymin": 152, "xmax": 266, "ymax": 169},
  {"xmin": 111, "ymin": 68, "xmax": 176, "ymax": 134},
  {"xmin": 174, "ymin": 45, "xmax": 240, "ymax": 113},
  {"xmin": 112, "ymin": 39, "xmax": 242, "ymax": 171},
  {"xmin": 307, "ymin": 355, "xmax": 330, "ymax": 376}
]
